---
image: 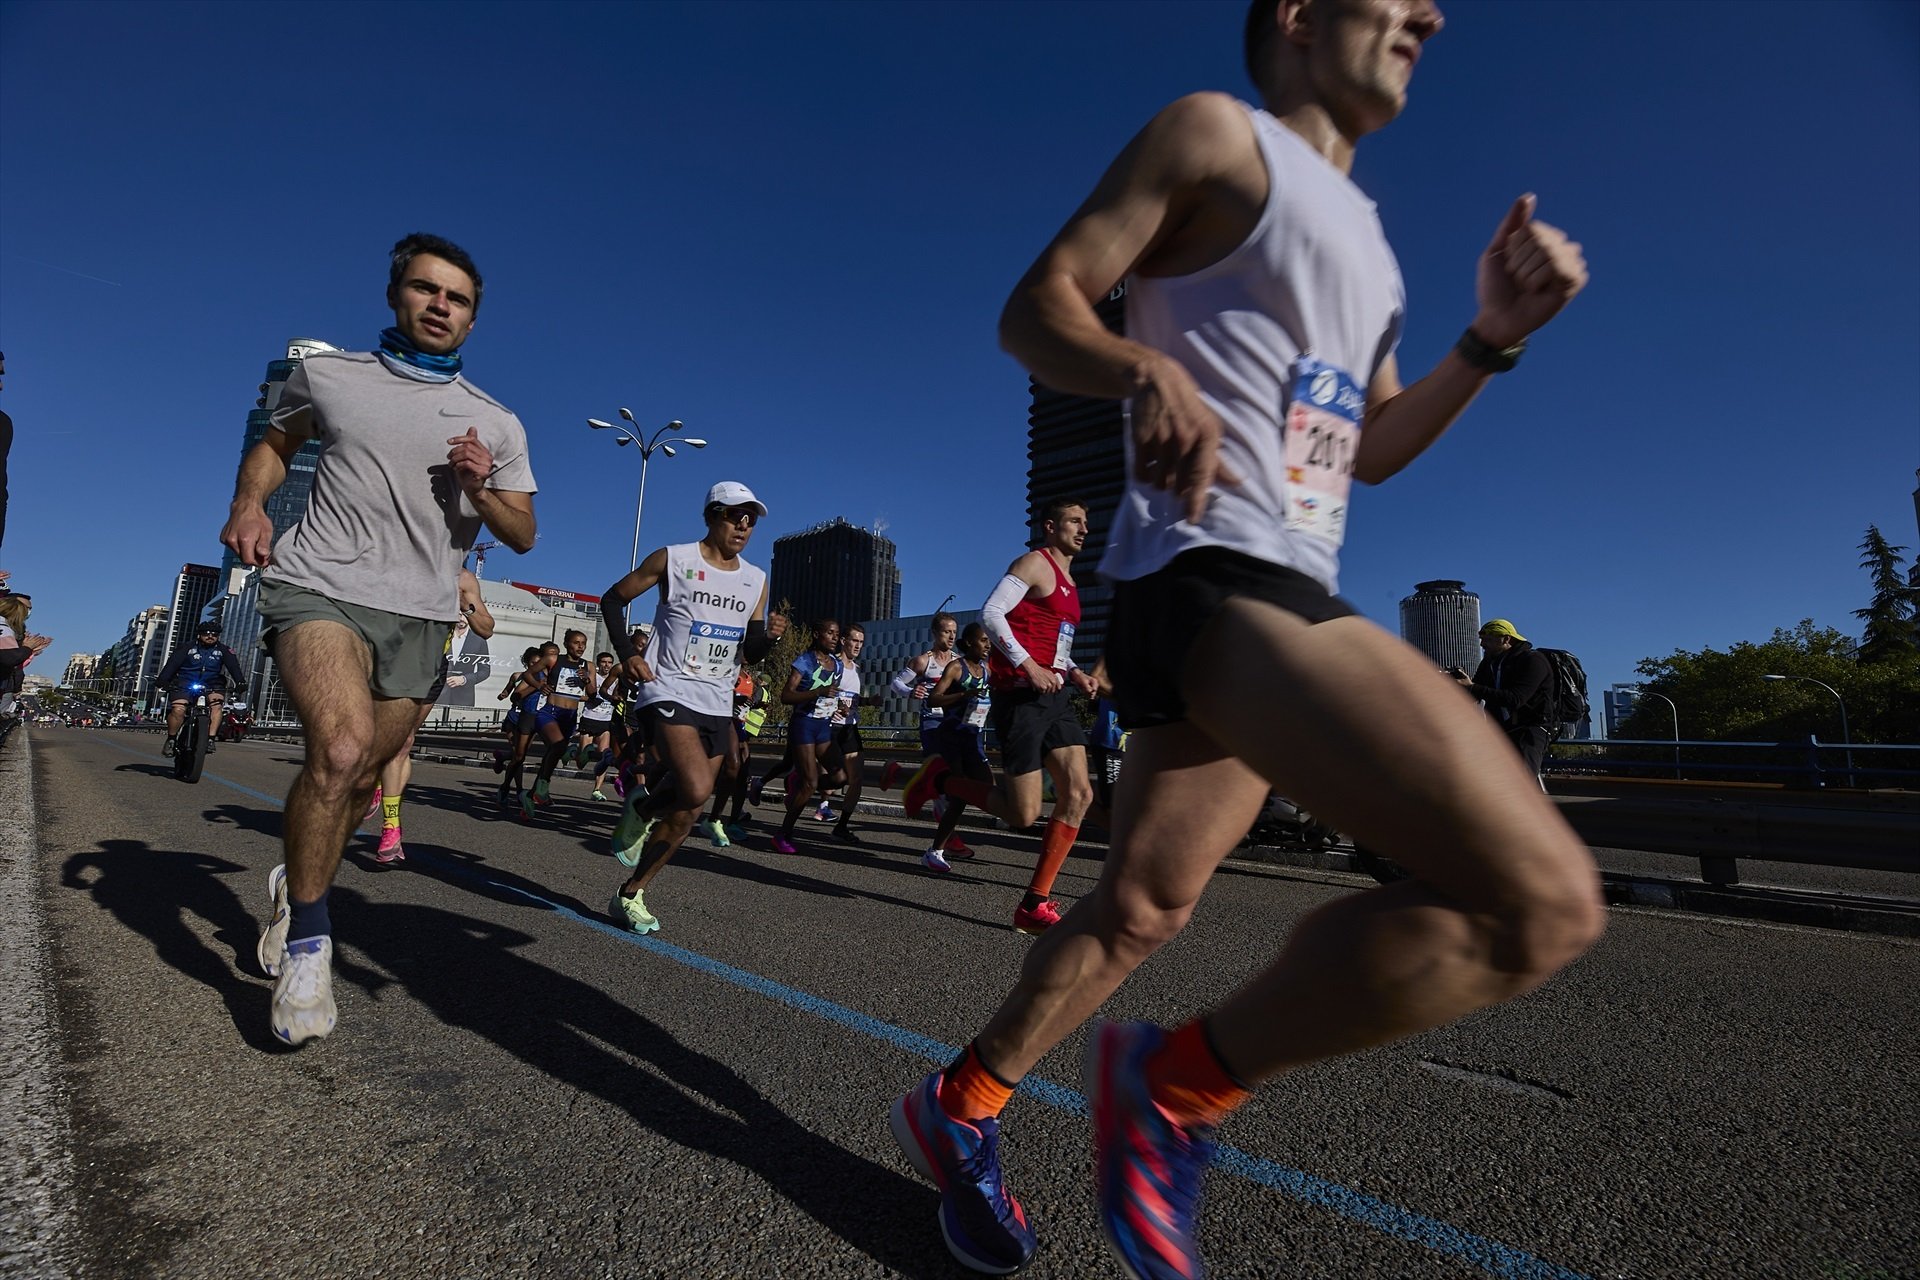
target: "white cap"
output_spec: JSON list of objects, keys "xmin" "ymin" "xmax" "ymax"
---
[{"xmin": 705, "ymin": 481, "xmax": 767, "ymax": 518}]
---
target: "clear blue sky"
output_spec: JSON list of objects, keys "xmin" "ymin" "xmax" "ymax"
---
[{"xmin": 3, "ymin": 0, "xmax": 1916, "ymax": 709}]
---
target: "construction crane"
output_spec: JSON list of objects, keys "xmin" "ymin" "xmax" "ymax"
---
[{"xmin": 469, "ymin": 541, "xmax": 500, "ymax": 578}]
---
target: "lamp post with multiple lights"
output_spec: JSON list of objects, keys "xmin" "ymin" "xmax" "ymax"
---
[{"xmin": 586, "ymin": 409, "xmax": 708, "ymax": 574}]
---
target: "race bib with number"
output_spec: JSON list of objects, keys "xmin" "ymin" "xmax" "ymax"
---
[
  {"xmin": 682, "ymin": 621, "xmax": 743, "ymax": 680},
  {"xmin": 1283, "ymin": 355, "xmax": 1364, "ymax": 547},
  {"xmin": 1052, "ymin": 622, "xmax": 1076, "ymax": 671},
  {"xmin": 965, "ymin": 691, "xmax": 991, "ymax": 729}
]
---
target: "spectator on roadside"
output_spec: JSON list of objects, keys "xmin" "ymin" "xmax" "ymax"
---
[
  {"xmin": 0, "ymin": 591, "xmax": 51, "ymax": 744},
  {"xmin": 1455, "ymin": 618, "xmax": 1552, "ymax": 785}
]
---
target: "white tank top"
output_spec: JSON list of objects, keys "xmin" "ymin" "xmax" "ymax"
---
[
  {"xmin": 634, "ymin": 542, "xmax": 766, "ymax": 718},
  {"xmin": 1101, "ymin": 101, "xmax": 1406, "ymax": 594}
]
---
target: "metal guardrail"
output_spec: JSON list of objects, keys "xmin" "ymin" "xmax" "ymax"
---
[
  {"xmin": 91, "ymin": 723, "xmax": 1916, "ymax": 892},
  {"xmin": 1549, "ymin": 736, "xmax": 1918, "ymax": 789}
]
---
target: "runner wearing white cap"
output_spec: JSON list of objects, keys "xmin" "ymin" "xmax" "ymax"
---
[{"xmin": 595, "ymin": 482, "xmax": 785, "ymax": 933}]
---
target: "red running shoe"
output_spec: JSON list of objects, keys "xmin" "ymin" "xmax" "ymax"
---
[
  {"xmin": 881, "ymin": 759, "xmax": 904, "ymax": 792},
  {"xmin": 903, "ymin": 757, "xmax": 949, "ymax": 820},
  {"xmin": 1011, "ymin": 899, "xmax": 1062, "ymax": 935},
  {"xmin": 944, "ymin": 837, "xmax": 974, "ymax": 859}
]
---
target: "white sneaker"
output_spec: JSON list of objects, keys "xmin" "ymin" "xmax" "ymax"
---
[
  {"xmin": 271, "ymin": 936, "xmax": 337, "ymax": 1046},
  {"xmin": 921, "ymin": 847, "xmax": 952, "ymax": 874},
  {"xmin": 256, "ymin": 864, "xmax": 290, "ymax": 978}
]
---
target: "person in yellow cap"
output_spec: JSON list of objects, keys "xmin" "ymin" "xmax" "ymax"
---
[{"xmin": 1456, "ymin": 619, "xmax": 1554, "ymax": 785}]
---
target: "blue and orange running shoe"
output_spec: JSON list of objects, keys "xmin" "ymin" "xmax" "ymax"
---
[
  {"xmin": 890, "ymin": 1072, "xmax": 1037, "ymax": 1275},
  {"xmin": 1088, "ymin": 1021, "xmax": 1213, "ymax": 1280}
]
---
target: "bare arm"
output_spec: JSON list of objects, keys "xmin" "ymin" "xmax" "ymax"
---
[
  {"xmin": 458, "ymin": 569, "xmax": 496, "ymax": 639},
  {"xmin": 445, "ymin": 426, "xmax": 537, "ymax": 553},
  {"xmin": 999, "ymin": 92, "xmax": 1259, "ymax": 523},
  {"xmin": 219, "ymin": 431, "xmax": 303, "ymax": 567},
  {"xmin": 1354, "ymin": 196, "xmax": 1588, "ymax": 484},
  {"xmin": 927, "ymin": 661, "xmax": 969, "ymax": 709}
]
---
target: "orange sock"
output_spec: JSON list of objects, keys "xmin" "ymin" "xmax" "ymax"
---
[
  {"xmin": 1145, "ymin": 1019, "xmax": 1252, "ymax": 1129},
  {"xmin": 938, "ymin": 1044, "xmax": 1016, "ymax": 1122},
  {"xmin": 1026, "ymin": 819, "xmax": 1078, "ymax": 899}
]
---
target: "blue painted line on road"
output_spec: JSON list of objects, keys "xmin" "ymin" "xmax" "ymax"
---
[{"xmin": 85, "ymin": 731, "xmax": 1592, "ymax": 1280}]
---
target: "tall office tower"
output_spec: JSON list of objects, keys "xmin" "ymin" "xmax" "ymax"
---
[
  {"xmin": 159, "ymin": 564, "xmax": 221, "ymax": 662},
  {"xmin": 768, "ymin": 517, "xmax": 902, "ymax": 628},
  {"xmin": 1023, "ymin": 284, "xmax": 1126, "ymax": 664},
  {"xmin": 217, "ymin": 338, "xmax": 338, "ymax": 710},
  {"xmin": 1398, "ymin": 579, "xmax": 1482, "ymax": 673},
  {"xmin": 219, "ymin": 338, "xmax": 338, "ymax": 587},
  {"xmin": 108, "ymin": 604, "xmax": 170, "ymax": 705}
]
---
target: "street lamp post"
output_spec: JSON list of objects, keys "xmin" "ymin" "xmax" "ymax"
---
[
  {"xmin": 586, "ymin": 409, "xmax": 709, "ymax": 574},
  {"xmin": 1762, "ymin": 674, "xmax": 1855, "ymax": 787},
  {"xmin": 1621, "ymin": 687, "xmax": 1681, "ymax": 779}
]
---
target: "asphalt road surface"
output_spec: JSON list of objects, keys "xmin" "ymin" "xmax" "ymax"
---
[{"xmin": 14, "ymin": 728, "xmax": 1918, "ymax": 1280}]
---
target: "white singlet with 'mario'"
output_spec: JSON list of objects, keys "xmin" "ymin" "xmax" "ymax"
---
[
  {"xmin": 634, "ymin": 542, "xmax": 766, "ymax": 720},
  {"xmin": 1101, "ymin": 99, "xmax": 1406, "ymax": 595}
]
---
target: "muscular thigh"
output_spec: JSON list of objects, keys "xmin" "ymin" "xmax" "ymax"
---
[
  {"xmin": 1180, "ymin": 603, "xmax": 1591, "ymax": 907},
  {"xmin": 1102, "ymin": 723, "xmax": 1271, "ymax": 911},
  {"xmin": 274, "ymin": 620, "xmax": 376, "ymax": 744},
  {"xmin": 656, "ymin": 723, "xmax": 720, "ymax": 790}
]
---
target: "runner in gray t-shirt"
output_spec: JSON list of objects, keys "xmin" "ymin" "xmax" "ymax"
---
[{"xmin": 219, "ymin": 232, "xmax": 539, "ymax": 1049}]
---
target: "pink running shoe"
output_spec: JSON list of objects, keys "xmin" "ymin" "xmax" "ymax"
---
[
  {"xmin": 945, "ymin": 837, "xmax": 974, "ymax": 858},
  {"xmin": 372, "ymin": 827, "xmax": 405, "ymax": 866},
  {"xmin": 1012, "ymin": 899, "xmax": 1062, "ymax": 935},
  {"xmin": 881, "ymin": 760, "xmax": 904, "ymax": 792},
  {"xmin": 609, "ymin": 768, "xmax": 628, "ymax": 799},
  {"xmin": 770, "ymin": 835, "xmax": 799, "ymax": 855},
  {"xmin": 362, "ymin": 786, "xmax": 383, "ymax": 824}
]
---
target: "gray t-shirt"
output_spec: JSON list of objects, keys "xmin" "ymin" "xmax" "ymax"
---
[{"xmin": 264, "ymin": 351, "xmax": 537, "ymax": 620}]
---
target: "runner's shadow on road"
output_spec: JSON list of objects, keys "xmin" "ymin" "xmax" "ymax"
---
[
  {"xmin": 345, "ymin": 841, "xmax": 597, "ymax": 918},
  {"xmin": 60, "ymin": 841, "xmax": 285, "ymax": 1053},
  {"xmin": 332, "ymin": 885, "xmax": 947, "ymax": 1277},
  {"xmin": 662, "ymin": 844, "xmax": 1013, "ymax": 933}
]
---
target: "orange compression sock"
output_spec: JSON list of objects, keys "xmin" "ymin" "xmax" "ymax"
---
[
  {"xmin": 938, "ymin": 1044, "xmax": 1016, "ymax": 1123},
  {"xmin": 1026, "ymin": 819, "xmax": 1079, "ymax": 899},
  {"xmin": 1144, "ymin": 1018, "xmax": 1253, "ymax": 1129}
]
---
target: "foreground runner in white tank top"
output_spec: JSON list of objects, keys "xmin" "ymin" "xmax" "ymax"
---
[
  {"xmin": 594, "ymin": 482, "xmax": 785, "ymax": 936},
  {"xmin": 886, "ymin": 5, "xmax": 1603, "ymax": 1277}
]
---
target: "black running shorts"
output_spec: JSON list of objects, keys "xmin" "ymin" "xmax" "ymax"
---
[
  {"xmin": 1106, "ymin": 546, "xmax": 1358, "ymax": 729},
  {"xmin": 638, "ymin": 700, "xmax": 731, "ymax": 759},
  {"xmin": 988, "ymin": 686, "xmax": 1086, "ymax": 776}
]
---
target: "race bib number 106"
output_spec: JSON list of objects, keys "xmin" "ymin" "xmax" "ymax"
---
[
  {"xmin": 683, "ymin": 621, "xmax": 743, "ymax": 679},
  {"xmin": 1283, "ymin": 355, "xmax": 1364, "ymax": 548}
]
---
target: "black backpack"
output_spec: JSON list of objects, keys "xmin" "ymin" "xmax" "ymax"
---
[{"xmin": 1535, "ymin": 648, "xmax": 1589, "ymax": 739}]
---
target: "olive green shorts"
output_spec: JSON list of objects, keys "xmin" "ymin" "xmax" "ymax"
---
[{"xmin": 260, "ymin": 579, "xmax": 453, "ymax": 701}]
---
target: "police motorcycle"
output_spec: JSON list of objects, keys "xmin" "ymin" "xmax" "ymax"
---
[{"xmin": 172, "ymin": 682, "xmax": 213, "ymax": 783}]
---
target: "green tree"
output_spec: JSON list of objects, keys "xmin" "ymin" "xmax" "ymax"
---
[
  {"xmin": 746, "ymin": 600, "xmax": 810, "ymax": 730},
  {"xmin": 1623, "ymin": 619, "xmax": 1917, "ymax": 747},
  {"xmin": 1853, "ymin": 524, "xmax": 1918, "ymax": 664}
]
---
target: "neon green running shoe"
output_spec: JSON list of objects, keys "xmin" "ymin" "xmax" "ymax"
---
[
  {"xmin": 610, "ymin": 888, "xmax": 659, "ymax": 934},
  {"xmin": 612, "ymin": 788, "xmax": 658, "ymax": 867},
  {"xmin": 706, "ymin": 818, "xmax": 731, "ymax": 848}
]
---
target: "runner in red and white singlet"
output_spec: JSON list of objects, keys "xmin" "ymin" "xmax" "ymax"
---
[{"xmin": 903, "ymin": 498, "xmax": 1098, "ymax": 934}]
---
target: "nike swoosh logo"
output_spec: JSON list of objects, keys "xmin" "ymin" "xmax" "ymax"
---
[
  {"xmin": 438, "ymin": 408, "xmax": 474, "ymax": 418},
  {"xmin": 658, "ymin": 707, "xmax": 676, "ymax": 717}
]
